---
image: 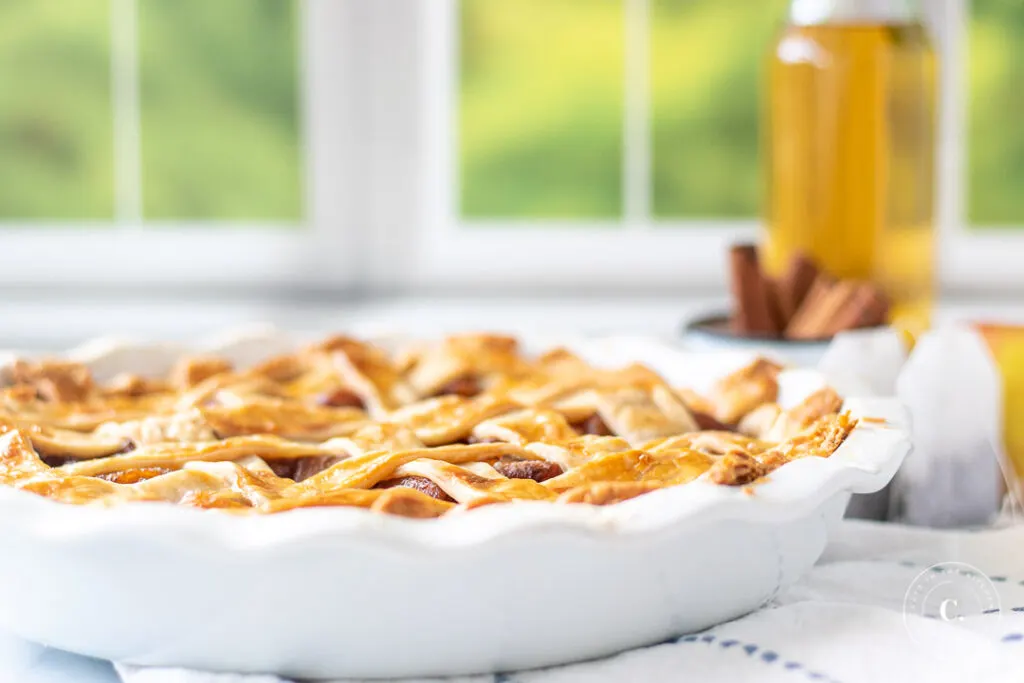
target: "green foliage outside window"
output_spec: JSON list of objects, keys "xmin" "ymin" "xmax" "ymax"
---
[{"xmin": 0, "ymin": 1, "xmax": 1020, "ymax": 227}]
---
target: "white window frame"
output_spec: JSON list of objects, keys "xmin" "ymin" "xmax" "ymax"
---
[
  {"xmin": 0, "ymin": 0, "xmax": 1018, "ymax": 296},
  {"xmin": 936, "ymin": 0, "xmax": 1024, "ymax": 293},
  {"xmin": 407, "ymin": 0, "xmax": 754, "ymax": 292},
  {"xmin": 394, "ymin": 0, "xmax": 1024, "ymax": 294},
  {"xmin": 0, "ymin": 0, "xmax": 357, "ymax": 289}
]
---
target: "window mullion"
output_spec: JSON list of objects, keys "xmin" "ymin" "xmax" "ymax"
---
[
  {"xmin": 299, "ymin": 0, "xmax": 361, "ymax": 287},
  {"xmin": 623, "ymin": 0, "xmax": 652, "ymax": 229},
  {"xmin": 930, "ymin": 0, "xmax": 966, "ymax": 291},
  {"xmin": 940, "ymin": 0, "xmax": 965, "ymax": 229},
  {"xmin": 110, "ymin": 0, "xmax": 143, "ymax": 225}
]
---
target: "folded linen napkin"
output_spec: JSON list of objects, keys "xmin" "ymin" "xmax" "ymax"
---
[{"xmin": 36, "ymin": 521, "xmax": 1022, "ymax": 683}]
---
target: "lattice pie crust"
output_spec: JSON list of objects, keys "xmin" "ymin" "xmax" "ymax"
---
[{"xmin": 0, "ymin": 334, "xmax": 853, "ymax": 518}]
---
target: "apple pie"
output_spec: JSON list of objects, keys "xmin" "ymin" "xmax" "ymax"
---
[{"xmin": 0, "ymin": 334, "xmax": 855, "ymax": 518}]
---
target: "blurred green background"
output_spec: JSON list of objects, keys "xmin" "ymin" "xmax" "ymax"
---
[
  {"xmin": 969, "ymin": 0, "xmax": 1024, "ymax": 225},
  {"xmin": 0, "ymin": 0, "xmax": 300, "ymax": 221},
  {"xmin": 0, "ymin": 0, "xmax": 1018, "ymax": 226},
  {"xmin": 461, "ymin": 0, "xmax": 1024, "ymax": 226},
  {"xmin": 138, "ymin": 0, "xmax": 301, "ymax": 220},
  {"xmin": 459, "ymin": 0, "xmax": 786, "ymax": 220}
]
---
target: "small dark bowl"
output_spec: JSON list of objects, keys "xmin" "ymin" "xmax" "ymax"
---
[
  {"xmin": 685, "ymin": 314, "xmax": 836, "ymax": 344},
  {"xmin": 682, "ymin": 313, "xmax": 834, "ymax": 366}
]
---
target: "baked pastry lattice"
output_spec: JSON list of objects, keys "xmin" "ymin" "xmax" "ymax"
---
[{"xmin": 0, "ymin": 334, "xmax": 854, "ymax": 518}]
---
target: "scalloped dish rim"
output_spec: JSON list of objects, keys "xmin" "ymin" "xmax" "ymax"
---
[{"xmin": 0, "ymin": 326, "xmax": 912, "ymax": 552}]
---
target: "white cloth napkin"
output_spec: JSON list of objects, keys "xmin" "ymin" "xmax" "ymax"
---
[{"xmin": 100, "ymin": 521, "xmax": 1024, "ymax": 683}]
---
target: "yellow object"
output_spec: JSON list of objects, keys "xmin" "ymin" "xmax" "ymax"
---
[
  {"xmin": 977, "ymin": 324, "xmax": 1024, "ymax": 489},
  {"xmin": 765, "ymin": 4, "xmax": 938, "ymax": 338}
]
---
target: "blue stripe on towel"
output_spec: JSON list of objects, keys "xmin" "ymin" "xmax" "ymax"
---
[{"xmin": 672, "ymin": 635, "xmax": 838, "ymax": 682}]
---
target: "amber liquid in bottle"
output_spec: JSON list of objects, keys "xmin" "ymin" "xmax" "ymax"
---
[{"xmin": 765, "ymin": 21, "xmax": 937, "ymax": 337}]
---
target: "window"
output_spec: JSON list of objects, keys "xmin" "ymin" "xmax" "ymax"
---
[
  {"xmin": 457, "ymin": 0, "xmax": 784, "ymax": 223},
  {"xmin": 968, "ymin": 0, "xmax": 1024, "ymax": 227},
  {"xmin": 0, "ymin": 0, "xmax": 353, "ymax": 287},
  {"xmin": 0, "ymin": 0, "xmax": 300, "ymax": 222},
  {"xmin": 414, "ymin": 0, "xmax": 1024, "ymax": 292},
  {"xmin": 651, "ymin": 0, "xmax": 785, "ymax": 219},
  {"xmin": 0, "ymin": 0, "xmax": 115, "ymax": 219},
  {"xmin": 944, "ymin": 0, "xmax": 1024, "ymax": 289},
  {"xmin": 136, "ymin": 0, "xmax": 302, "ymax": 221},
  {"xmin": 2, "ymin": 2, "xmax": 1023, "ymax": 294},
  {"xmin": 417, "ymin": 0, "xmax": 776, "ymax": 289},
  {"xmin": 460, "ymin": 0, "xmax": 624, "ymax": 220}
]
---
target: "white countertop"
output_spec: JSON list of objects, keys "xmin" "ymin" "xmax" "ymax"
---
[{"xmin": 3, "ymin": 294, "xmax": 1024, "ymax": 351}]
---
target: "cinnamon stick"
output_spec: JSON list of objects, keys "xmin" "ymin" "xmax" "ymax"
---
[
  {"xmin": 819, "ymin": 282, "xmax": 885, "ymax": 336},
  {"xmin": 784, "ymin": 273, "xmax": 836, "ymax": 339},
  {"xmin": 777, "ymin": 252, "xmax": 820, "ymax": 325},
  {"xmin": 729, "ymin": 245, "xmax": 781, "ymax": 336}
]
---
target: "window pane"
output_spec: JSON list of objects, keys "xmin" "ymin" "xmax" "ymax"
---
[
  {"xmin": 460, "ymin": 0, "xmax": 623, "ymax": 219},
  {"xmin": 0, "ymin": 0, "xmax": 114, "ymax": 219},
  {"xmin": 652, "ymin": 0, "xmax": 784, "ymax": 219},
  {"xmin": 969, "ymin": 0, "xmax": 1024, "ymax": 226},
  {"xmin": 139, "ymin": 0, "xmax": 302, "ymax": 221}
]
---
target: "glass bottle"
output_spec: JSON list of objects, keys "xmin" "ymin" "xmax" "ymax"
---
[{"xmin": 764, "ymin": 0, "xmax": 938, "ymax": 337}]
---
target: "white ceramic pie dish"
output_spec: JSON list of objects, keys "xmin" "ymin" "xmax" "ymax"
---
[{"xmin": 0, "ymin": 327, "xmax": 911, "ymax": 679}]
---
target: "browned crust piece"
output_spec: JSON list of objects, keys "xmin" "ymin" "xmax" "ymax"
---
[
  {"xmin": 0, "ymin": 334, "xmax": 858, "ymax": 519},
  {"xmin": 556, "ymin": 481, "xmax": 663, "ymax": 505},
  {"xmin": 10, "ymin": 360, "xmax": 95, "ymax": 403},
  {"xmin": 706, "ymin": 452, "xmax": 768, "ymax": 486}
]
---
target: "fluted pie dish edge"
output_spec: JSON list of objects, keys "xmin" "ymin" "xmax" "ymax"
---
[
  {"xmin": 0, "ymin": 326, "xmax": 912, "ymax": 678},
  {"xmin": 0, "ymin": 325, "xmax": 911, "ymax": 549}
]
